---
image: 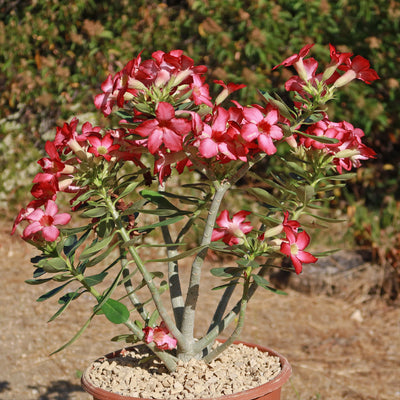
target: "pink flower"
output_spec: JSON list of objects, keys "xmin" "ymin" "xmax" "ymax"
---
[
  {"xmin": 214, "ymin": 80, "xmax": 246, "ymax": 104},
  {"xmin": 22, "ymin": 200, "xmax": 71, "ymax": 242},
  {"xmin": 242, "ymin": 107, "xmax": 283, "ymax": 155},
  {"xmin": 273, "ymin": 44, "xmax": 314, "ymax": 81},
  {"xmin": 330, "ymin": 122, "xmax": 376, "ymax": 173},
  {"xmin": 197, "ymin": 106, "xmax": 250, "ymax": 162},
  {"xmin": 211, "ymin": 210, "xmax": 254, "ymax": 246},
  {"xmin": 300, "ymin": 118, "xmax": 376, "ymax": 173},
  {"xmin": 30, "ymin": 173, "xmax": 59, "ymax": 200},
  {"xmin": 88, "ymin": 132, "xmax": 121, "ymax": 161},
  {"xmin": 135, "ymin": 102, "xmax": 191, "ymax": 154},
  {"xmin": 143, "ymin": 322, "xmax": 177, "ymax": 350},
  {"xmin": 12, "ymin": 199, "xmax": 46, "ymax": 235},
  {"xmin": 280, "ymin": 227, "xmax": 317, "ymax": 274},
  {"xmin": 322, "ymin": 44, "xmax": 353, "ymax": 81},
  {"xmin": 38, "ymin": 141, "xmax": 65, "ymax": 174},
  {"xmin": 282, "ymin": 211, "xmax": 300, "ymax": 235},
  {"xmin": 334, "ymin": 55, "xmax": 380, "ymax": 87},
  {"xmin": 190, "ymin": 74, "xmax": 213, "ymax": 107},
  {"xmin": 94, "ymin": 72, "xmax": 125, "ymax": 116}
]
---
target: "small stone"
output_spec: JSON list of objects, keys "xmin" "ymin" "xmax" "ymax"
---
[{"xmin": 351, "ymin": 309, "xmax": 363, "ymax": 322}]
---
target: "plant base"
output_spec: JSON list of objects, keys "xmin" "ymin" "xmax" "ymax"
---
[{"xmin": 81, "ymin": 341, "xmax": 291, "ymax": 400}]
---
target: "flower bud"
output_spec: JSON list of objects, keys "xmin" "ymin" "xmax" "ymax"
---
[
  {"xmin": 263, "ymin": 224, "xmax": 284, "ymax": 238},
  {"xmin": 285, "ymin": 135, "xmax": 298, "ymax": 148},
  {"xmin": 333, "ymin": 149, "xmax": 360, "ymax": 159},
  {"xmin": 172, "ymin": 69, "xmax": 192, "ymax": 87},
  {"xmin": 215, "ymin": 89, "xmax": 229, "ymax": 105},
  {"xmin": 332, "ymin": 70, "xmax": 357, "ymax": 88},
  {"xmin": 155, "ymin": 70, "xmax": 171, "ymax": 87},
  {"xmin": 127, "ymin": 77, "xmax": 147, "ymax": 91},
  {"xmin": 61, "ymin": 165, "xmax": 76, "ymax": 175},
  {"xmin": 68, "ymin": 139, "xmax": 92, "ymax": 162}
]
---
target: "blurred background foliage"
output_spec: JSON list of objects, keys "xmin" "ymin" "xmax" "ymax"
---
[{"xmin": 1, "ymin": 0, "xmax": 399, "ymax": 272}]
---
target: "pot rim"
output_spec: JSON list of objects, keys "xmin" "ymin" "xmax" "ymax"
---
[{"xmin": 81, "ymin": 340, "xmax": 292, "ymax": 400}]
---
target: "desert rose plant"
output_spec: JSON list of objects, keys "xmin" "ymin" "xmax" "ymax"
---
[{"xmin": 13, "ymin": 44, "xmax": 378, "ymax": 371}]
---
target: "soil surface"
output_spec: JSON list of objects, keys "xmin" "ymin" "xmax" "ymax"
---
[
  {"xmin": 85, "ymin": 343, "xmax": 281, "ymax": 399},
  {"xmin": 1, "ymin": 217, "xmax": 399, "ymax": 400}
]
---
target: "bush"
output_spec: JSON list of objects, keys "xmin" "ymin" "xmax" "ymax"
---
[{"xmin": 1, "ymin": 0, "xmax": 398, "ymax": 220}]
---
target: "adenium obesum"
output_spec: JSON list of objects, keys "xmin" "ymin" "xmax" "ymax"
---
[{"xmin": 13, "ymin": 45, "xmax": 378, "ymax": 370}]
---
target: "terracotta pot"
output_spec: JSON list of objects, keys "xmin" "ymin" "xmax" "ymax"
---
[{"xmin": 81, "ymin": 341, "xmax": 291, "ymax": 400}]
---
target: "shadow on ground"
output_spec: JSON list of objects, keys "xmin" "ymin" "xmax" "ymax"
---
[{"xmin": 28, "ymin": 380, "xmax": 85, "ymax": 400}]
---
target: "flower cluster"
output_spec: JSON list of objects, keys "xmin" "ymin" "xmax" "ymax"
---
[{"xmin": 13, "ymin": 45, "xmax": 378, "ymax": 366}]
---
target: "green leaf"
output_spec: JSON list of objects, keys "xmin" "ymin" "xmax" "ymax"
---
[
  {"xmin": 210, "ymin": 266, "xmax": 241, "ymax": 278},
  {"xmin": 94, "ymin": 266, "xmax": 126, "ymax": 313},
  {"xmin": 137, "ymin": 208, "xmax": 183, "ymax": 216},
  {"xmin": 50, "ymin": 315, "xmax": 93, "ymax": 355},
  {"xmin": 304, "ymin": 212, "xmax": 347, "ymax": 223},
  {"xmin": 38, "ymin": 257, "xmax": 68, "ymax": 273},
  {"xmin": 247, "ymin": 187, "xmax": 282, "ymax": 208},
  {"xmin": 136, "ymin": 215, "xmax": 184, "ymax": 232},
  {"xmin": 148, "ymin": 309, "xmax": 159, "ymax": 327},
  {"xmin": 96, "ymin": 218, "xmax": 115, "ymax": 238},
  {"xmin": 140, "ymin": 189, "xmax": 179, "ymax": 210},
  {"xmin": 117, "ymin": 181, "xmax": 140, "ymax": 200},
  {"xmin": 36, "ymin": 281, "xmax": 71, "ymax": 302},
  {"xmin": 25, "ymin": 277, "xmax": 52, "ymax": 285},
  {"xmin": 236, "ymin": 259, "xmax": 260, "ymax": 269},
  {"xmin": 64, "ymin": 229, "xmax": 91, "ymax": 258},
  {"xmin": 60, "ymin": 224, "xmax": 94, "ymax": 235},
  {"xmin": 81, "ymin": 206, "xmax": 108, "ymax": 218},
  {"xmin": 160, "ymin": 191, "xmax": 201, "ymax": 205},
  {"xmin": 84, "ymin": 272, "xmax": 108, "ymax": 286},
  {"xmin": 48, "ymin": 290, "xmax": 82, "ymax": 322},
  {"xmin": 85, "ymin": 242, "xmax": 120, "ymax": 268},
  {"xmin": 328, "ymin": 173, "xmax": 356, "ymax": 181},
  {"xmin": 147, "ymin": 244, "xmax": 208, "ymax": 263},
  {"xmin": 211, "ymin": 281, "xmax": 239, "ymax": 291},
  {"xmin": 297, "ymin": 130, "xmax": 340, "ymax": 144},
  {"xmin": 111, "ymin": 334, "xmax": 139, "ymax": 343},
  {"xmin": 79, "ymin": 234, "xmax": 116, "ymax": 261},
  {"xmin": 252, "ymin": 274, "xmax": 287, "ymax": 295},
  {"xmin": 52, "ymin": 273, "xmax": 74, "ymax": 282},
  {"xmin": 258, "ymin": 90, "xmax": 293, "ymax": 119},
  {"xmin": 74, "ymin": 190, "xmax": 95, "ymax": 204},
  {"xmin": 101, "ymin": 299, "xmax": 130, "ymax": 324}
]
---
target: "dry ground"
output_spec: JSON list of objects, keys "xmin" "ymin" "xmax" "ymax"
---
[{"xmin": 0, "ymin": 217, "xmax": 399, "ymax": 400}]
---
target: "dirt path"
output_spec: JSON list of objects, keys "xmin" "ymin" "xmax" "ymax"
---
[{"xmin": 0, "ymin": 218, "xmax": 399, "ymax": 400}]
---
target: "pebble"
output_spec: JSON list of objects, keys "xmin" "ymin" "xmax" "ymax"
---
[{"xmin": 87, "ymin": 343, "xmax": 281, "ymax": 399}]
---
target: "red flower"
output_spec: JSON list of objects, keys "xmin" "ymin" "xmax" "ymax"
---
[
  {"xmin": 22, "ymin": 200, "xmax": 71, "ymax": 242},
  {"xmin": 211, "ymin": 210, "xmax": 253, "ymax": 246},
  {"xmin": 197, "ymin": 106, "xmax": 250, "ymax": 162},
  {"xmin": 242, "ymin": 107, "xmax": 283, "ymax": 155},
  {"xmin": 273, "ymin": 44, "xmax": 314, "ymax": 82},
  {"xmin": 334, "ymin": 55, "xmax": 380, "ymax": 87},
  {"xmin": 31, "ymin": 173, "xmax": 59, "ymax": 200},
  {"xmin": 135, "ymin": 102, "xmax": 191, "ymax": 154},
  {"xmin": 88, "ymin": 133, "xmax": 120, "ymax": 161},
  {"xmin": 190, "ymin": 74, "xmax": 213, "ymax": 107},
  {"xmin": 143, "ymin": 322, "xmax": 177, "ymax": 350},
  {"xmin": 300, "ymin": 118, "xmax": 376, "ymax": 173},
  {"xmin": 280, "ymin": 228, "xmax": 317, "ymax": 274}
]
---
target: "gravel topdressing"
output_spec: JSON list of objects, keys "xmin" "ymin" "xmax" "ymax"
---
[{"xmin": 86, "ymin": 342, "xmax": 282, "ymax": 399}]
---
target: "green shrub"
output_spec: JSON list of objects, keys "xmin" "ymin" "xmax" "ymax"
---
[{"xmin": 1, "ymin": 0, "xmax": 398, "ymax": 214}]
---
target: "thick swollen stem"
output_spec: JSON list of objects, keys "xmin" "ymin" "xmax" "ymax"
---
[
  {"xmin": 123, "ymin": 319, "xmax": 178, "ymax": 372},
  {"xmin": 120, "ymin": 256, "xmax": 150, "ymax": 322},
  {"xmin": 193, "ymin": 266, "xmax": 269, "ymax": 355},
  {"xmin": 103, "ymin": 194, "xmax": 188, "ymax": 350},
  {"xmin": 158, "ymin": 184, "xmax": 184, "ymax": 329},
  {"xmin": 180, "ymin": 182, "xmax": 230, "ymax": 346},
  {"xmin": 202, "ymin": 277, "xmax": 250, "ymax": 363}
]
